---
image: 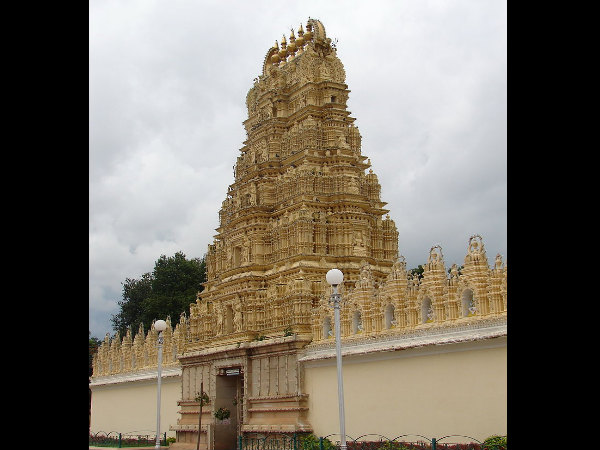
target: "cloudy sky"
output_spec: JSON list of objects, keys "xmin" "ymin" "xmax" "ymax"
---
[{"xmin": 89, "ymin": 0, "xmax": 507, "ymax": 338}]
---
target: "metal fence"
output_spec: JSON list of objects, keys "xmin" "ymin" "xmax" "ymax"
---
[
  {"xmin": 89, "ymin": 431, "xmax": 167, "ymax": 447},
  {"xmin": 238, "ymin": 433, "xmax": 507, "ymax": 450}
]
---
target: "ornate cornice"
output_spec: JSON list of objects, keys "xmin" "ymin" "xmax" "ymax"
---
[
  {"xmin": 90, "ymin": 365, "xmax": 181, "ymax": 387},
  {"xmin": 300, "ymin": 317, "xmax": 507, "ymax": 363}
]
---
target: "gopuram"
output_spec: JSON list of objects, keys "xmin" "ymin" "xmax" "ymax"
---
[
  {"xmin": 175, "ymin": 17, "xmax": 398, "ymax": 446},
  {"xmin": 91, "ymin": 18, "xmax": 507, "ymax": 449}
]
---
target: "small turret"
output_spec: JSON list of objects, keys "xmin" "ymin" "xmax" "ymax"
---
[
  {"xmin": 271, "ymin": 41, "xmax": 280, "ymax": 64},
  {"xmin": 288, "ymin": 28, "xmax": 297, "ymax": 56},
  {"xmin": 278, "ymin": 34, "xmax": 288, "ymax": 61},
  {"xmin": 296, "ymin": 23, "xmax": 305, "ymax": 47}
]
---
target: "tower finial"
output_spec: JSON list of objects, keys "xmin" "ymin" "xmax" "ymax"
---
[
  {"xmin": 271, "ymin": 40, "xmax": 281, "ymax": 64},
  {"xmin": 279, "ymin": 34, "xmax": 288, "ymax": 61},
  {"xmin": 288, "ymin": 28, "xmax": 297, "ymax": 56},
  {"xmin": 296, "ymin": 23, "xmax": 305, "ymax": 50},
  {"xmin": 305, "ymin": 19, "xmax": 313, "ymax": 41}
]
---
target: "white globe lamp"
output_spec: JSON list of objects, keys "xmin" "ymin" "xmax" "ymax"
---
[
  {"xmin": 154, "ymin": 319, "xmax": 167, "ymax": 332},
  {"xmin": 326, "ymin": 268, "xmax": 344, "ymax": 286}
]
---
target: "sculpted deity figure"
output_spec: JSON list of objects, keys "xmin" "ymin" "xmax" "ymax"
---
[
  {"xmin": 466, "ymin": 235, "xmax": 487, "ymax": 265},
  {"xmin": 450, "ymin": 263, "xmax": 459, "ymax": 279},
  {"xmin": 250, "ymin": 183, "xmax": 257, "ymax": 205},
  {"xmin": 349, "ymin": 174, "xmax": 360, "ymax": 194},
  {"xmin": 428, "ymin": 245, "xmax": 443, "ymax": 270},
  {"xmin": 358, "ymin": 264, "xmax": 371, "ymax": 289},
  {"xmin": 390, "ymin": 255, "xmax": 406, "ymax": 280},
  {"xmin": 215, "ymin": 304, "xmax": 224, "ymax": 335},
  {"xmin": 243, "ymin": 236, "xmax": 251, "ymax": 263},
  {"xmin": 411, "ymin": 272, "xmax": 420, "ymax": 287},
  {"xmin": 337, "ymin": 134, "xmax": 350, "ymax": 149},
  {"xmin": 426, "ymin": 304, "xmax": 435, "ymax": 322},
  {"xmin": 233, "ymin": 301, "xmax": 242, "ymax": 331},
  {"xmin": 430, "ymin": 251, "xmax": 439, "ymax": 264},
  {"xmin": 227, "ymin": 245, "xmax": 233, "ymax": 265},
  {"xmin": 318, "ymin": 60, "xmax": 331, "ymax": 80},
  {"xmin": 495, "ymin": 253, "xmax": 503, "ymax": 269},
  {"xmin": 468, "ymin": 298, "xmax": 477, "ymax": 316},
  {"xmin": 468, "ymin": 235, "xmax": 484, "ymax": 255},
  {"xmin": 300, "ymin": 93, "xmax": 307, "ymax": 107},
  {"xmin": 353, "ymin": 230, "xmax": 367, "ymax": 256}
]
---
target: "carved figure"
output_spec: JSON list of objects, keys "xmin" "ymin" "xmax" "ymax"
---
[
  {"xmin": 450, "ymin": 264, "xmax": 459, "ymax": 279},
  {"xmin": 215, "ymin": 305, "xmax": 224, "ymax": 335},
  {"xmin": 233, "ymin": 302, "xmax": 242, "ymax": 331},
  {"xmin": 495, "ymin": 253, "xmax": 503, "ymax": 269},
  {"xmin": 426, "ymin": 304, "xmax": 435, "ymax": 322}
]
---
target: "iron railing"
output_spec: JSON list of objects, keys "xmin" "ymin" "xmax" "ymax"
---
[
  {"xmin": 238, "ymin": 433, "xmax": 507, "ymax": 450},
  {"xmin": 89, "ymin": 431, "xmax": 167, "ymax": 447}
]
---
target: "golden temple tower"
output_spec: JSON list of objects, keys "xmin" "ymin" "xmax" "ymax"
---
[
  {"xmin": 174, "ymin": 18, "xmax": 399, "ymax": 448},
  {"xmin": 194, "ymin": 17, "xmax": 398, "ymax": 346}
]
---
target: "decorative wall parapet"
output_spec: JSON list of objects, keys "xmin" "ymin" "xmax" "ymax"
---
[
  {"xmin": 310, "ymin": 235, "xmax": 507, "ymax": 344},
  {"xmin": 92, "ymin": 314, "xmax": 190, "ymax": 378}
]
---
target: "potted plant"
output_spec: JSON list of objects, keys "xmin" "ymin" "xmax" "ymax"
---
[{"xmin": 214, "ymin": 407, "xmax": 231, "ymax": 422}]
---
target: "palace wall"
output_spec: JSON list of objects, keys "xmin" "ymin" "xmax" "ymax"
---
[
  {"xmin": 90, "ymin": 316, "xmax": 188, "ymax": 438},
  {"xmin": 303, "ymin": 333, "xmax": 506, "ymax": 443},
  {"xmin": 90, "ymin": 367, "xmax": 181, "ymax": 439},
  {"xmin": 90, "ymin": 234, "xmax": 507, "ymax": 444}
]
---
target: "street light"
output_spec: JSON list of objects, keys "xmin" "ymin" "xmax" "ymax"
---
[
  {"xmin": 326, "ymin": 269, "xmax": 346, "ymax": 450},
  {"xmin": 154, "ymin": 319, "xmax": 167, "ymax": 449}
]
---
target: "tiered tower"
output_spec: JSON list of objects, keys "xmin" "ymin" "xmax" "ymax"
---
[
  {"xmin": 190, "ymin": 18, "xmax": 398, "ymax": 348},
  {"xmin": 175, "ymin": 18, "xmax": 398, "ymax": 445}
]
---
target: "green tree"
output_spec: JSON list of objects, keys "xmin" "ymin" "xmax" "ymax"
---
[
  {"xmin": 111, "ymin": 273, "xmax": 153, "ymax": 337},
  {"xmin": 409, "ymin": 264, "xmax": 424, "ymax": 279},
  {"xmin": 144, "ymin": 252, "xmax": 206, "ymax": 325},
  {"xmin": 111, "ymin": 252, "xmax": 206, "ymax": 336}
]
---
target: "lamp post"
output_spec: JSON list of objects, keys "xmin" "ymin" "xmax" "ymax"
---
[
  {"xmin": 326, "ymin": 268, "xmax": 346, "ymax": 450},
  {"xmin": 154, "ymin": 319, "xmax": 167, "ymax": 449}
]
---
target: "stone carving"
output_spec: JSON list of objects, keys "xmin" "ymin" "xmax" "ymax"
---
[
  {"xmin": 92, "ymin": 316, "xmax": 189, "ymax": 377},
  {"xmin": 495, "ymin": 253, "xmax": 503, "ymax": 270}
]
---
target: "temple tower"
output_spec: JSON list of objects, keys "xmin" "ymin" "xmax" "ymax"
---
[{"xmin": 173, "ymin": 19, "xmax": 399, "ymax": 448}]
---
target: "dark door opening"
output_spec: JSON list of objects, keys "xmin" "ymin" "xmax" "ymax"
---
[{"xmin": 214, "ymin": 369, "xmax": 243, "ymax": 450}]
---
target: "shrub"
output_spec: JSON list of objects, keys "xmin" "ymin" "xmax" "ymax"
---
[
  {"xmin": 214, "ymin": 407, "xmax": 231, "ymax": 420},
  {"xmin": 482, "ymin": 435, "xmax": 506, "ymax": 450},
  {"xmin": 299, "ymin": 433, "xmax": 335, "ymax": 450},
  {"xmin": 380, "ymin": 442, "xmax": 414, "ymax": 450}
]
